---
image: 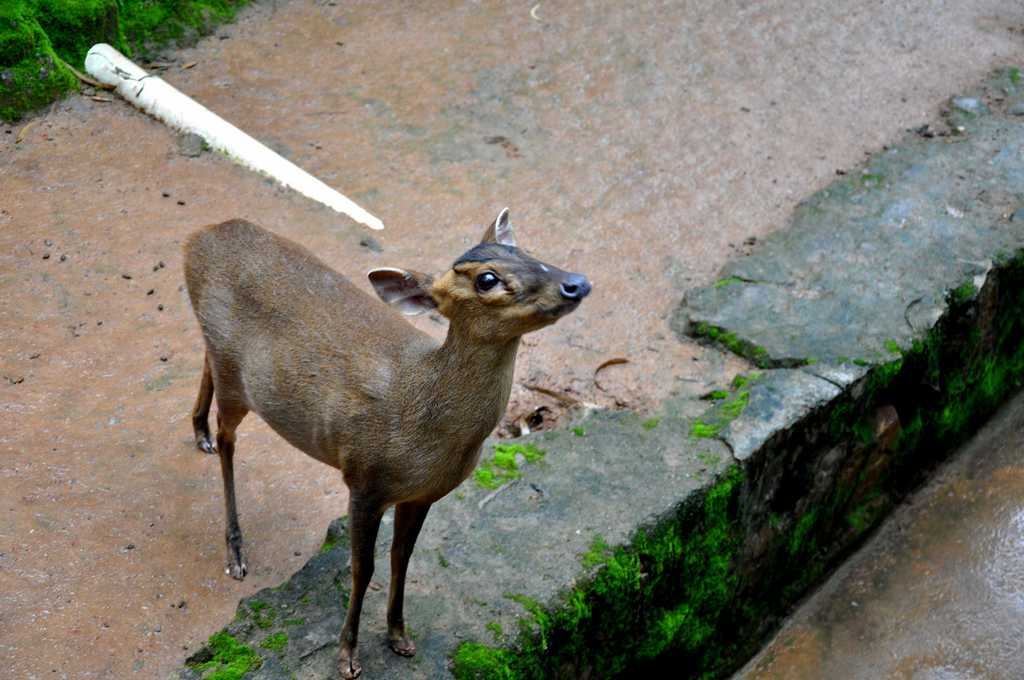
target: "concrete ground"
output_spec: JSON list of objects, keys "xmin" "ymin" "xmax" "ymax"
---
[
  {"xmin": 2, "ymin": 0, "xmax": 1022, "ymax": 677},
  {"xmin": 737, "ymin": 388, "xmax": 1024, "ymax": 680}
]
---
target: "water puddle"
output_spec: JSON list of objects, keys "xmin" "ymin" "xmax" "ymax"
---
[{"xmin": 737, "ymin": 390, "xmax": 1024, "ymax": 679}]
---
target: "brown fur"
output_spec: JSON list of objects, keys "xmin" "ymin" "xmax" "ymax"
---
[{"xmin": 183, "ymin": 212, "xmax": 589, "ymax": 678}]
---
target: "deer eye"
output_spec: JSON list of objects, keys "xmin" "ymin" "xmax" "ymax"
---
[{"xmin": 475, "ymin": 271, "xmax": 501, "ymax": 292}]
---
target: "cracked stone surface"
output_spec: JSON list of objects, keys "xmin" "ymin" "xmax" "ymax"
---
[
  {"xmin": 720, "ymin": 370, "xmax": 841, "ymax": 461},
  {"xmin": 679, "ymin": 74, "xmax": 1024, "ymax": 366}
]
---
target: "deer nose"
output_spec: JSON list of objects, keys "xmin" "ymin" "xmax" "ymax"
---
[{"xmin": 559, "ymin": 273, "xmax": 591, "ymax": 301}]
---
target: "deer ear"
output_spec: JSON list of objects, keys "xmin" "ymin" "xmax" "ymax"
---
[
  {"xmin": 368, "ymin": 268, "xmax": 437, "ymax": 316},
  {"xmin": 480, "ymin": 207, "xmax": 516, "ymax": 247}
]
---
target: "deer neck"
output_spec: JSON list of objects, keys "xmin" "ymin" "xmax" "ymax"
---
[{"xmin": 418, "ymin": 325, "xmax": 520, "ymax": 440}]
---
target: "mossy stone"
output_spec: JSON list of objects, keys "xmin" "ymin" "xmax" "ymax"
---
[{"xmin": 0, "ymin": 1, "xmax": 76, "ymax": 122}]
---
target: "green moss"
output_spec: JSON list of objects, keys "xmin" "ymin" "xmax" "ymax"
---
[
  {"xmin": 788, "ymin": 510, "xmax": 818, "ymax": 557},
  {"xmin": 0, "ymin": 1, "xmax": 77, "ymax": 122},
  {"xmin": 581, "ymin": 535, "xmax": 611, "ymax": 569},
  {"xmin": 860, "ymin": 172, "xmax": 884, "ymax": 187},
  {"xmin": 246, "ymin": 599, "xmax": 275, "ymax": 630},
  {"xmin": 1, "ymin": 0, "xmax": 253, "ymax": 120},
  {"xmin": 692, "ymin": 323, "xmax": 772, "ymax": 368},
  {"xmin": 641, "ymin": 417, "xmax": 660, "ymax": 430},
  {"xmin": 474, "ymin": 443, "xmax": 546, "ymax": 489},
  {"xmin": 883, "ymin": 339, "xmax": 901, "ymax": 354},
  {"xmin": 31, "ymin": 0, "xmax": 127, "ymax": 66},
  {"xmin": 282, "ymin": 617, "xmax": 305, "ymax": 627},
  {"xmin": 320, "ymin": 534, "xmax": 338, "ymax": 554},
  {"xmin": 950, "ymin": 280, "xmax": 977, "ymax": 303},
  {"xmin": 571, "ymin": 426, "xmax": 586, "ymax": 437},
  {"xmin": 452, "ymin": 642, "xmax": 516, "ymax": 680},
  {"xmin": 703, "ymin": 390, "xmax": 729, "ymax": 401},
  {"xmin": 485, "ymin": 621, "xmax": 504, "ymax": 641},
  {"xmin": 714, "ymin": 276, "xmax": 744, "ymax": 289},
  {"xmin": 452, "ymin": 467, "xmax": 745, "ymax": 679},
  {"xmin": 689, "ymin": 373, "xmax": 758, "ymax": 440},
  {"xmin": 438, "ymin": 551, "xmax": 449, "ymax": 568},
  {"xmin": 689, "ymin": 419, "xmax": 720, "ymax": 439},
  {"xmin": 1010, "ymin": 66, "xmax": 1021, "ymax": 85},
  {"xmin": 187, "ymin": 631, "xmax": 261, "ymax": 680},
  {"xmin": 259, "ymin": 632, "xmax": 288, "ymax": 652}
]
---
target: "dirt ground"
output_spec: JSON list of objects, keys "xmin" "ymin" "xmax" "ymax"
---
[{"xmin": 2, "ymin": 1, "xmax": 1022, "ymax": 677}]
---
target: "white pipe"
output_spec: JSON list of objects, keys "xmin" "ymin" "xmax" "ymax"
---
[{"xmin": 84, "ymin": 43, "xmax": 384, "ymax": 231}]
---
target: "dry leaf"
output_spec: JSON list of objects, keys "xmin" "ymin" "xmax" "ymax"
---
[
  {"xmin": 182, "ymin": 62, "xmax": 198, "ymax": 70},
  {"xmin": 15, "ymin": 120, "xmax": 37, "ymax": 144},
  {"xmin": 594, "ymin": 357, "xmax": 629, "ymax": 391}
]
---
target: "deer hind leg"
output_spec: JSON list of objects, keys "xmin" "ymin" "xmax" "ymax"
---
[
  {"xmin": 191, "ymin": 353, "xmax": 215, "ymax": 454},
  {"xmin": 215, "ymin": 402, "xmax": 249, "ymax": 580},
  {"xmin": 387, "ymin": 501, "xmax": 431, "ymax": 657},
  {"xmin": 339, "ymin": 495, "xmax": 385, "ymax": 680}
]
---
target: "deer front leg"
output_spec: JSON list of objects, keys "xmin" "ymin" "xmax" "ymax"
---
[
  {"xmin": 387, "ymin": 501, "xmax": 431, "ymax": 657},
  {"xmin": 339, "ymin": 497, "xmax": 385, "ymax": 680}
]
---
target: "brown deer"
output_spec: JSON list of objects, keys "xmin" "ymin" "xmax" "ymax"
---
[{"xmin": 183, "ymin": 210, "xmax": 590, "ymax": 678}]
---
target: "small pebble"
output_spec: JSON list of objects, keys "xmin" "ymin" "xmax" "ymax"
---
[
  {"xmin": 44, "ymin": 239, "xmax": 53, "ymax": 247},
  {"xmin": 157, "ymin": 304, "xmax": 164, "ymax": 311},
  {"xmin": 952, "ymin": 96, "xmax": 983, "ymax": 114},
  {"xmin": 42, "ymin": 253, "xmax": 50, "ymax": 260},
  {"xmin": 122, "ymin": 273, "xmax": 132, "ymax": 280},
  {"xmin": 147, "ymin": 289, "xmax": 155, "ymax": 296},
  {"xmin": 160, "ymin": 356, "xmax": 168, "ymax": 362},
  {"xmin": 59, "ymin": 254, "xmax": 66, "ymax": 262},
  {"xmin": 161, "ymin": 191, "xmax": 170, "ymax": 198},
  {"xmin": 177, "ymin": 200, "xmax": 186, "ymax": 206}
]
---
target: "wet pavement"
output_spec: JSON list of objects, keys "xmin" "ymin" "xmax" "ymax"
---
[
  {"xmin": 2, "ymin": 0, "xmax": 1023, "ymax": 677},
  {"xmin": 737, "ymin": 388, "xmax": 1024, "ymax": 680}
]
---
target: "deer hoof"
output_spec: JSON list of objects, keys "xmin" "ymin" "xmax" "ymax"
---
[
  {"xmin": 339, "ymin": 650, "xmax": 362, "ymax": 679},
  {"xmin": 225, "ymin": 561, "xmax": 247, "ymax": 580},
  {"xmin": 388, "ymin": 635, "xmax": 416, "ymax": 657},
  {"xmin": 196, "ymin": 436, "xmax": 215, "ymax": 454}
]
